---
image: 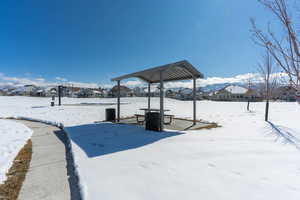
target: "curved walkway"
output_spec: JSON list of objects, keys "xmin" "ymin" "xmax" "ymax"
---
[{"xmin": 15, "ymin": 120, "xmax": 81, "ymax": 200}]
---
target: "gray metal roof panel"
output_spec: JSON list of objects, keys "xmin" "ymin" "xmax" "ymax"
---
[{"xmin": 111, "ymin": 60, "xmax": 204, "ymax": 83}]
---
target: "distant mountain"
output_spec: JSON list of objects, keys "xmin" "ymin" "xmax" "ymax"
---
[
  {"xmin": 167, "ymin": 83, "xmax": 246, "ymax": 93},
  {"xmin": 200, "ymin": 83, "xmax": 247, "ymax": 92},
  {"xmin": 165, "ymin": 82, "xmax": 262, "ymax": 94},
  {"xmin": 0, "ymin": 84, "xmax": 18, "ymax": 92}
]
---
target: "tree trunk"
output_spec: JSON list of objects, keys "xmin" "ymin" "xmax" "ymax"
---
[
  {"xmin": 265, "ymin": 100, "xmax": 269, "ymax": 121},
  {"xmin": 247, "ymin": 100, "xmax": 250, "ymax": 111}
]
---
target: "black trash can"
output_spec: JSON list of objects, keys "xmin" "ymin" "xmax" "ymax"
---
[
  {"xmin": 106, "ymin": 108, "xmax": 116, "ymax": 122},
  {"xmin": 145, "ymin": 112, "xmax": 161, "ymax": 131}
]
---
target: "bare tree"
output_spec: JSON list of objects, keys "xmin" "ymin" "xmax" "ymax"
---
[
  {"xmin": 258, "ymin": 51, "xmax": 278, "ymax": 121},
  {"xmin": 251, "ymin": 0, "xmax": 300, "ymax": 92},
  {"xmin": 246, "ymin": 77, "xmax": 253, "ymax": 111}
]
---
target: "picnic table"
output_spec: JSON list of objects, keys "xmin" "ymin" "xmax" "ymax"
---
[
  {"xmin": 140, "ymin": 108, "xmax": 170, "ymax": 114},
  {"xmin": 135, "ymin": 108, "xmax": 174, "ymax": 124}
]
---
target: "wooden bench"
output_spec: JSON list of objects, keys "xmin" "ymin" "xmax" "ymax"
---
[{"xmin": 134, "ymin": 114, "xmax": 174, "ymax": 125}]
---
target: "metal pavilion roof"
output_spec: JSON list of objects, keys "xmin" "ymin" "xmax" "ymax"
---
[{"xmin": 111, "ymin": 60, "xmax": 204, "ymax": 83}]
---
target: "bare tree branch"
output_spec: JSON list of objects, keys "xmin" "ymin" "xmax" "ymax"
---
[{"xmin": 251, "ymin": 0, "xmax": 300, "ymax": 92}]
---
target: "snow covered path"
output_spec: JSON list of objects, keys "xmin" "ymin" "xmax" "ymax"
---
[
  {"xmin": 0, "ymin": 96, "xmax": 300, "ymax": 199},
  {"xmin": 17, "ymin": 120, "xmax": 81, "ymax": 200}
]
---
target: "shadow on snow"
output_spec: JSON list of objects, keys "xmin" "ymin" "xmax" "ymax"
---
[
  {"xmin": 64, "ymin": 123, "xmax": 183, "ymax": 158},
  {"xmin": 267, "ymin": 121, "xmax": 300, "ymax": 150},
  {"xmin": 53, "ymin": 129, "xmax": 82, "ymax": 200}
]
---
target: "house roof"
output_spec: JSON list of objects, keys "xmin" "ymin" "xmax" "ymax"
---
[
  {"xmin": 180, "ymin": 88, "xmax": 193, "ymax": 95},
  {"xmin": 111, "ymin": 60, "xmax": 204, "ymax": 83},
  {"xmin": 111, "ymin": 85, "xmax": 131, "ymax": 92},
  {"xmin": 11, "ymin": 87, "xmax": 26, "ymax": 93},
  {"xmin": 143, "ymin": 87, "xmax": 159, "ymax": 93},
  {"xmin": 93, "ymin": 90, "xmax": 102, "ymax": 94},
  {"xmin": 24, "ymin": 84, "xmax": 36, "ymax": 87}
]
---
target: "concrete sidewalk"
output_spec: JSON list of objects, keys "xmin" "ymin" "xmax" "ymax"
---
[{"xmin": 16, "ymin": 120, "xmax": 81, "ymax": 200}]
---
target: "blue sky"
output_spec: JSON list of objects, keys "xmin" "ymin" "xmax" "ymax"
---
[{"xmin": 0, "ymin": 0, "xmax": 277, "ymax": 86}]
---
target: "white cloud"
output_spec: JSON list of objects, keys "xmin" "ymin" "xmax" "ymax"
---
[
  {"xmin": 55, "ymin": 77, "xmax": 68, "ymax": 82},
  {"xmin": 0, "ymin": 74, "xmax": 50, "ymax": 87},
  {"xmin": 0, "ymin": 73, "xmax": 100, "ymax": 89},
  {"xmin": 164, "ymin": 72, "xmax": 288, "ymax": 89},
  {"xmin": 162, "ymin": 73, "xmax": 259, "ymax": 89},
  {"xmin": 35, "ymin": 78, "xmax": 46, "ymax": 82},
  {"xmin": 105, "ymin": 80, "xmax": 145, "ymax": 88},
  {"xmin": 198, "ymin": 73, "xmax": 260, "ymax": 87},
  {"xmin": 63, "ymin": 81, "xmax": 99, "ymax": 89},
  {"xmin": 102, "ymin": 83, "xmax": 114, "ymax": 88},
  {"xmin": 123, "ymin": 80, "xmax": 143, "ymax": 87},
  {"xmin": 0, "ymin": 72, "xmax": 290, "ymax": 90},
  {"xmin": 110, "ymin": 73, "xmax": 274, "ymax": 89}
]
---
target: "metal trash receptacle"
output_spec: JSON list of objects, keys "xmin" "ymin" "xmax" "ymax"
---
[
  {"xmin": 145, "ymin": 112, "xmax": 160, "ymax": 131},
  {"xmin": 106, "ymin": 108, "xmax": 116, "ymax": 122}
]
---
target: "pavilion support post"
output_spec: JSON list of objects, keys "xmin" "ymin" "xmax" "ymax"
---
[
  {"xmin": 160, "ymin": 71, "xmax": 164, "ymax": 131},
  {"xmin": 117, "ymin": 80, "xmax": 120, "ymax": 122},
  {"xmin": 148, "ymin": 83, "xmax": 151, "ymax": 111},
  {"xmin": 193, "ymin": 77, "xmax": 197, "ymax": 125},
  {"xmin": 58, "ymin": 85, "xmax": 62, "ymax": 106}
]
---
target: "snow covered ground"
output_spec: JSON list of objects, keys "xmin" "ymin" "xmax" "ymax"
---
[
  {"xmin": 0, "ymin": 119, "xmax": 32, "ymax": 184},
  {"xmin": 0, "ymin": 96, "xmax": 300, "ymax": 199}
]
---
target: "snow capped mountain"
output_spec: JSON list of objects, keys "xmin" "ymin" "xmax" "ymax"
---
[
  {"xmin": 0, "ymin": 84, "xmax": 17, "ymax": 91},
  {"xmin": 200, "ymin": 83, "xmax": 234, "ymax": 92},
  {"xmin": 224, "ymin": 85, "xmax": 248, "ymax": 94},
  {"xmin": 167, "ymin": 83, "xmax": 247, "ymax": 93}
]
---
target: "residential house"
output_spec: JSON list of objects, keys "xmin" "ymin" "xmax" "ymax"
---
[
  {"xmin": 137, "ymin": 87, "xmax": 159, "ymax": 97},
  {"xmin": 101, "ymin": 88, "xmax": 109, "ymax": 98},
  {"xmin": 274, "ymin": 86, "xmax": 298, "ymax": 101},
  {"xmin": 144, "ymin": 87, "xmax": 160, "ymax": 97},
  {"xmin": 212, "ymin": 85, "xmax": 261, "ymax": 101},
  {"xmin": 165, "ymin": 89, "xmax": 176, "ymax": 98},
  {"xmin": 176, "ymin": 88, "xmax": 193, "ymax": 100},
  {"xmin": 35, "ymin": 88, "xmax": 46, "ymax": 97},
  {"xmin": 133, "ymin": 87, "xmax": 145, "ymax": 97},
  {"xmin": 76, "ymin": 88, "xmax": 94, "ymax": 98},
  {"xmin": 9, "ymin": 87, "xmax": 26, "ymax": 96},
  {"xmin": 110, "ymin": 85, "xmax": 133, "ymax": 97},
  {"xmin": 24, "ymin": 85, "xmax": 37, "ymax": 96},
  {"xmin": 92, "ymin": 90, "xmax": 102, "ymax": 97},
  {"xmin": 45, "ymin": 87, "xmax": 57, "ymax": 97},
  {"xmin": 202, "ymin": 91, "xmax": 215, "ymax": 100},
  {"xmin": 171, "ymin": 88, "xmax": 203, "ymax": 100}
]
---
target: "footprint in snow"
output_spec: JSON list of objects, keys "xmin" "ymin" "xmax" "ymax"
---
[
  {"xmin": 139, "ymin": 162, "xmax": 150, "ymax": 169},
  {"xmin": 260, "ymin": 177, "xmax": 269, "ymax": 182},
  {"xmin": 208, "ymin": 163, "xmax": 216, "ymax": 168},
  {"xmin": 231, "ymin": 171, "xmax": 242, "ymax": 176},
  {"xmin": 139, "ymin": 161, "xmax": 159, "ymax": 169},
  {"xmin": 288, "ymin": 186, "xmax": 299, "ymax": 191}
]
